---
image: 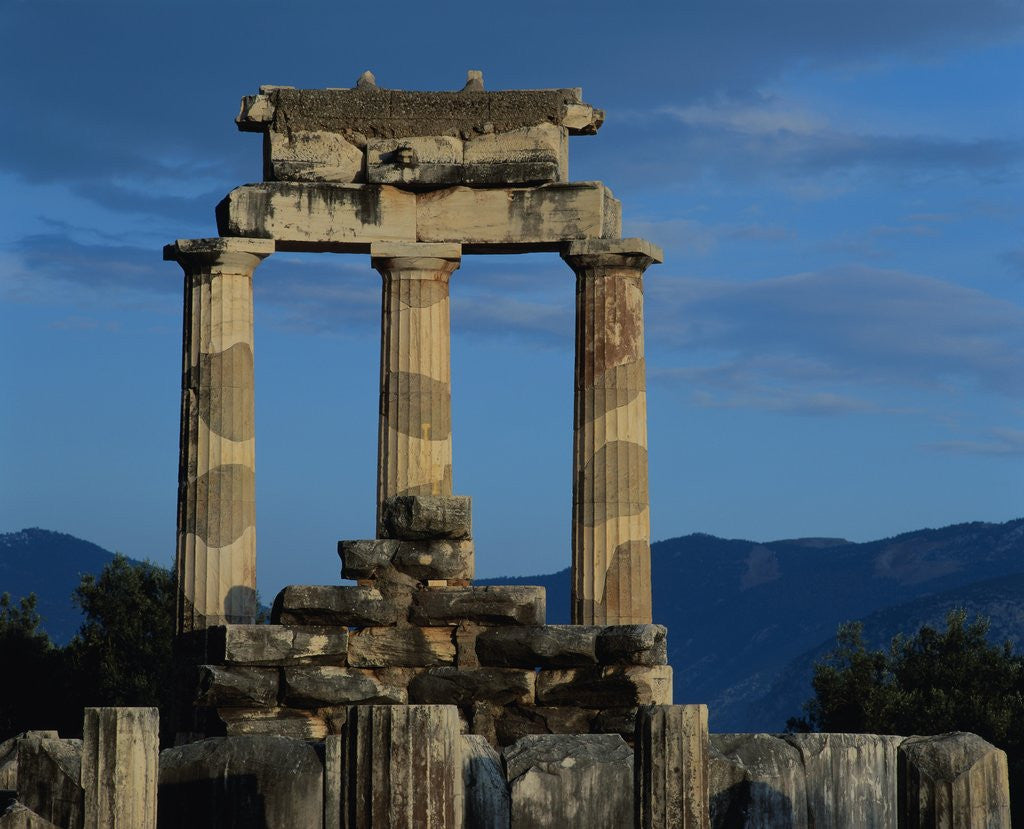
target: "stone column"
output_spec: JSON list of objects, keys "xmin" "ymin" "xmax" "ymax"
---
[
  {"xmin": 371, "ymin": 243, "xmax": 461, "ymax": 532},
  {"xmin": 635, "ymin": 704, "xmax": 710, "ymax": 829},
  {"xmin": 164, "ymin": 237, "xmax": 274, "ymax": 633},
  {"xmin": 82, "ymin": 707, "xmax": 159, "ymax": 829},
  {"xmin": 562, "ymin": 239, "xmax": 662, "ymax": 625}
]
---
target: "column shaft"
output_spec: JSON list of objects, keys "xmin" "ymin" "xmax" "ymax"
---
[
  {"xmin": 165, "ymin": 238, "xmax": 273, "ymax": 633},
  {"xmin": 563, "ymin": 240, "xmax": 662, "ymax": 625},
  {"xmin": 372, "ymin": 243, "xmax": 461, "ymax": 531}
]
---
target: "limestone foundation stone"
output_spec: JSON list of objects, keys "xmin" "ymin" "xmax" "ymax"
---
[
  {"xmin": 562, "ymin": 239, "xmax": 663, "ymax": 625},
  {"xmin": 81, "ymin": 707, "xmax": 158, "ymax": 829},
  {"xmin": 460, "ymin": 735, "xmax": 510, "ymax": 829},
  {"xmin": 339, "ymin": 704, "xmax": 461, "ymax": 828},
  {"xmin": 372, "ymin": 243, "xmax": 461, "ymax": 529},
  {"xmin": 635, "ymin": 704, "xmax": 710, "ymax": 829},
  {"xmin": 164, "ymin": 238, "xmax": 274, "ymax": 632},
  {"xmin": 15, "ymin": 737, "xmax": 82, "ymax": 829}
]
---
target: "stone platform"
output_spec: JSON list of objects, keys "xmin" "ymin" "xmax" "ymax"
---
[{"xmin": 192, "ymin": 495, "xmax": 672, "ymax": 745}]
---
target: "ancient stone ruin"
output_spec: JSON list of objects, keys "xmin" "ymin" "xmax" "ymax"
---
[{"xmin": 0, "ymin": 72, "xmax": 1013, "ymax": 828}]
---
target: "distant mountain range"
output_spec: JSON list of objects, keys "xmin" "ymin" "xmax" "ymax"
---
[
  {"xmin": 481, "ymin": 518, "xmax": 1024, "ymax": 730},
  {"xmin": 4, "ymin": 520, "xmax": 1023, "ymax": 731}
]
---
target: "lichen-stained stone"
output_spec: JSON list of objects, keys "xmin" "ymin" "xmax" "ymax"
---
[
  {"xmin": 0, "ymin": 733, "xmax": 57, "ymax": 791},
  {"xmin": 0, "ymin": 803, "xmax": 61, "ymax": 829},
  {"xmin": 164, "ymin": 238, "xmax": 275, "ymax": 634},
  {"xmin": 216, "ymin": 183, "xmax": 417, "ymax": 248},
  {"xmin": 15, "ymin": 738, "xmax": 82, "ymax": 829},
  {"xmin": 216, "ymin": 182, "xmax": 622, "ymax": 251},
  {"xmin": 783, "ymin": 732, "xmax": 903, "ymax": 829},
  {"xmin": 366, "ymin": 136, "xmax": 466, "ymax": 186},
  {"xmin": 340, "ymin": 705, "xmax": 461, "ymax": 828},
  {"xmin": 454, "ymin": 622, "xmax": 486, "ymax": 667},
  {"xmin": 211, "ymin": 624, "xmax": 348, "ymax": 666},
  {"xmin": 411, "ymin": 586, "xmax": 545, "ymax": 626},
  {"xmin": 82, "ymin": 708, "xmax": 159, "ymax": 829},
  {"xmin": 235, "ymin": 85, "xmax": 602, "ymax": 140},
  {"xmin": 271, "ymin": 585, "xmax": 401, "ymax": 627},
  {"xmin": 591, "ymin": 707, "xmax": 639, "ymax": 738},
  {"xmin": 463, "ymin": 123, "xmax": 566, "ymax": 173},
  {"xmin": 393, "ymin": 539, "xmax": 474, "ymax": 580},
  {"xmin": 489, "ymin": 705, "xmax": 596, "ymax": 747},
  {"xmin": 635, "ymin": 705, "xmax": 710, "ymax": 829},
  {"xmin": 562, "ymin": 239, "xmax": 663, "ymax": 627},
  {"xmin": 503, "ymin": 734, "xmax": 634, "ymax": 829},
  {"xmin": 347, "ymin": 626, "xmax": 456, "ymax": 668},
  {"xmin": 898, "ymin": 732, "xmax": 1011, "ymax": 828},
  {"xmin": 461, "ymin": 735, "xmax": 510, "ymax": 829},
  {"xmin": 159, "ymin": 735, "xmax": 323, "ymax": 829},
  {"xmin": 378, "ymin": 495, "xmax": 472, "ymax": 540},
  {"xmin": 536, "ymin": 665, "xmax": 672, "ymax": 708},
  {"xmin": 709, "ymin": 733, "xmax": 808, "ymax": 829},
  {"xmin": 196, "ymin": 665, "xmax": 279, "ymax": 708},
  {"xmin": 409, "ymin": 667, "xmax": 536, "ymax": 707},
  {"xmin": 337, "ymin": 539, "xmax": 399, "ymax": 577},
  {"xmin": 475, "ymin": 625, "xmax": 599, "ymax": 668},
  {"xmin": 283, "ymin": 666, "xmax": 406, "ymax": 707},
  {"xmin": 266, "ymin": 129, "xmax": 364, "ymax": 183},
  {"xmin": 216, "ymin": 707, "xmax": 328, "ymax": 740},
  {"xmin": 416, "ymin": 183, "xmax": 621, "ymax": 248},
  {"xmin": 596, "ymin": 625, "xmax": 668, "ymax": 666}
]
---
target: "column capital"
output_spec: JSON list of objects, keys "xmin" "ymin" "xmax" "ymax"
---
[
  {"xmin": 562, "ymin": 237, "xmax": 663, "ymax": 273},
  {"xmin": 163, "ymin": 237, "xmax": 275, "ymax": 273},
  {"xmin": 370, "ymin": 242, "xmax": 462, "ymax": 276}
]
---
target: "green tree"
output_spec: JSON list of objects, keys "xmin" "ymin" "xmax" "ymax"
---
[
  {"xmin": 0, "ymin": 593, "xmax": 75, "ymax": 736},
  {"xmin": 65, "ymin": 555, "xmax": 176, "ymax": 714},
  {"xmin": 789, "ymin": 610, "xmax": 1024, "ymax": 820}
]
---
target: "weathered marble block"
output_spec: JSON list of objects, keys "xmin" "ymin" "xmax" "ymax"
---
[
  {"xmin": 216, "ymin": 707, "xmax": 328, "ymax": 740},
  {"xmin": 347, "ymin": 626, "xmax": 455, "ymax": 668},
  {"xmin": 410, "ymin": 586, "xmax": 545, "ymax": 626},
  {"xmin": 635, "ymin": 705, "xmax": 709, "ymax": 829},
  {"xmin": 283, "ymin": 666, "xmax": 406, "ymax": 707},
  {"xmin": 536, "ymin": 665, "xmax": 673, "ymax": 708},
  {"xmin": 216, "ymin": 182, "xmax": 621, "ymax": 252},
  {"xmin": 15, "ymin": 738, "xmax": 82, "ymax": 829},
  {"xmin": 709, "ymin": 733, "xmax": 808, "ymax": 829},
  {"xmin": 0, "ymin": 732, "xmax": 57, "ymax": 791},
  {"xmin": 159, "ymin": 736, "xmax": 324, "ymax": 829},
  {"xmin": 596, "ymin": 625, "xmax": 668, "ymax": 666},
  {"xmin": 409, "ymin": 667, "xmax": 536, "ymax": 707},
  {"xmin": 339, "ymin": 538, "xmax": 474, "ymax": 582},
  {"xmin": 196, "ymin": 665, "xmax": 279, "ymax": 708},
  {"xmin": 0, "ymin": 803, "xmax": 61, "ymax": 828},
  {"xmin": 475, "ymin": 625, "xmax": 599, "ymax": 667},
  {"xmin": 898, "ymin": 732, "xmax": 1011, "ymax": 828},
  {"xmin": 478, "ymin": 704, "xmax": 595, "ymax": 747},
  {"xmin": 271, "ymin": 585, "xmax": 401, "ymax": 627},
  {"xmin": 339, "ymin": 705, "xmax": 461, "ymax": 828},
  {"xmin": 379, "ymin": 495, "xmax": 471, "ymax": 540},
  {"xmin": 784, "ymin": 732, "xmax": 902, "ymax": 828},
  {"xmin": 461, "ymin": 735, "xmax": 510, "ymax": 829},
  {"xmin": 82, "ymin": 708, "xmax": 159, "ymax": 829},
  {"xmin": 503, "ymin": 734, "xmax": 634, "ymax": 829},
  {"xmin": 211, "ymin": 624, "xmax": 348, "ymax": 666}
]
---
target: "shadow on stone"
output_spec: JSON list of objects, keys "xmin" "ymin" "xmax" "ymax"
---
[
  {"xmin": 710, "ymin": 781, "xmax": 797, "ymax": 829},
  {"xmin": 158, "ymin": 775, "xmax": 267, "ymax": 829}
]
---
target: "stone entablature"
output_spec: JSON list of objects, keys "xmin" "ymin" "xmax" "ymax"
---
[{"xmin": 236, "ymin": 73, "xmax": 603, "ymax": 187}]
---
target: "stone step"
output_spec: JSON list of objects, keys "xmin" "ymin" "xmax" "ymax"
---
[
  {"xmin": 411, "ymin": 586, "xmax": 545, "ymax": 626},
  {"xmin": 271, "ymin": 585, "xmax": 402, "ymax": 627}
]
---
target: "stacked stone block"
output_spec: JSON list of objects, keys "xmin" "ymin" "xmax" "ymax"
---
[{"xmin": 192, "ymin": 495, "xmax": 671, "ymax": 744}]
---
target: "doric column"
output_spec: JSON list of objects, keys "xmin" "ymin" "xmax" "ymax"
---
[
  {"xmin": 163, "ymin": 237, "xmax": 274, "ymax": 633},
  {"xmin": 562, "ymin": 239, "xmax": 663, "ymax": 625},
  {"xmin": 371, "ymin": 243, "xmax": 461, "ymax": 531}
]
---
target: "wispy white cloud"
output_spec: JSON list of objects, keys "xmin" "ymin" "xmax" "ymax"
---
[{"xmin": 925, "ymin": 428, "xmax": 1024, "ymax": 457}]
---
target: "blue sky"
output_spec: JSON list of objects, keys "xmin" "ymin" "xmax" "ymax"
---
[{"xmin": 1, "ymin": 0, "xmax": 1022, "ymax": 600}]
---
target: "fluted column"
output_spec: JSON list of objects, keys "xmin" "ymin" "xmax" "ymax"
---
[
  {"xmin": 164, "ymin": 237, "xmax": 274, "ymax": 634},
  {"xmin": 562, "ymin": 239, "xmax": 663, "ymax": 625},
  {"xmin": 371, "ymin": 242, "xmax": 461, "ymax": 531}
]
